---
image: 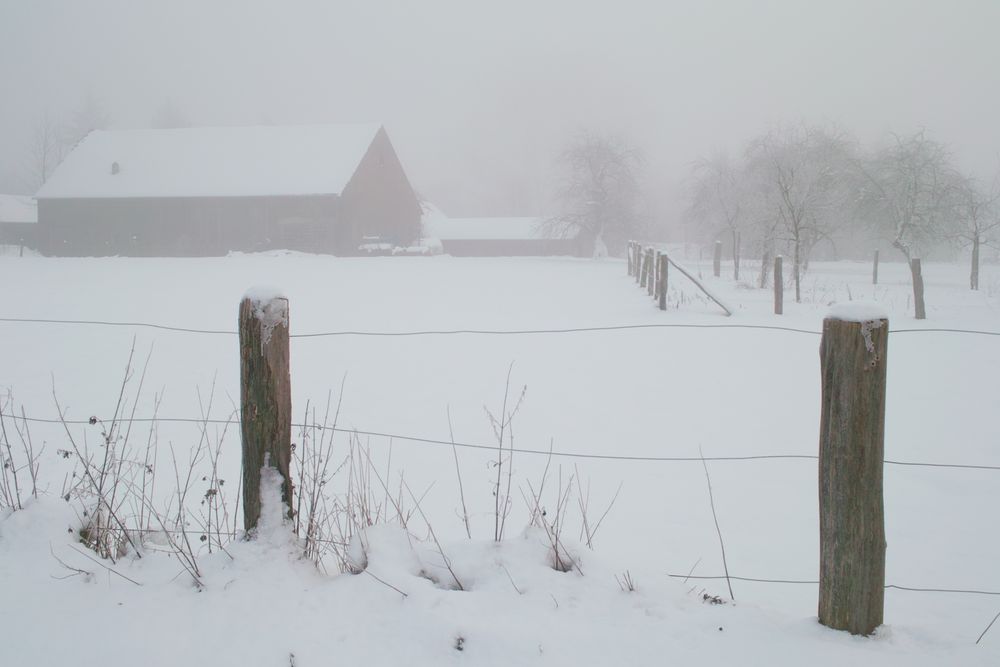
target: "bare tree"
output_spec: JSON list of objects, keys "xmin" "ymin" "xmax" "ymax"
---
[
  {"xmin": 25, "ymin": 113, "xmax": 65, "ymax": 191},
  {"xmin": 855, "ymin": 130, "xmax": 958, "ymax": 261},
  {"xmin": 686, "ymin": 152, "xmax": 745, "ymax": 279},
  {"xmin": 744, "ymin": 124, "xmax": 856, "ymax": 302},
  {"xmin": 62, "ymin": 92, "xmax": 112, "ymax": 149},
  {"xmin": 546, "ymin": 133, "xmax": 643, "ymax": 257},
  {"xmin": 950, "ymin": 173, "xmax": 1000, "ymax": 290}
]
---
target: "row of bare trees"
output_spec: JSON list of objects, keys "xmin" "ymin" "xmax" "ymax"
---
[{"xmin": 687, "ymin": 124, "xmax": 1000, "ymax": 298}]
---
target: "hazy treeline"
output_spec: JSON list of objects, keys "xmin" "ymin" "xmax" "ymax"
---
[{"xmin": 685, "ymin": 124, "xmax": 999, "ymax": 293}]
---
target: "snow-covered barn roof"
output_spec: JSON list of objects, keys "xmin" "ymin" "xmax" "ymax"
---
[
  {"xmin": 36, "ymin": 124, "xmax": 383, "ymax": 200},
  {"xmin": 0, "ymin": 195, "xmax": 37, "ymax": 223},
  {"xmin": 422, "ymin": 212, "xmax": 577, "ymax": 241}
]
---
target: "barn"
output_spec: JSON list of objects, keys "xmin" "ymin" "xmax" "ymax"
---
[
  {"xmin": 0, "ymin": 194, "xmax": 37, "ymax": 254},
  {"xmin": 421, "ymin": 206, "xmax": 584, "ymax": 257},
  {"xmin": 34, "ymin": 124, "xmax": 421, "ymax": 257}
]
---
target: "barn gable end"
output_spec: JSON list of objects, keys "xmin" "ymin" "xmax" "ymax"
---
[{"xmin": 35, "ymin": 124, "xmax": 420, "ymax": 257}]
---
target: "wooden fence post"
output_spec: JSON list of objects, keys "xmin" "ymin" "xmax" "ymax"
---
[
  {"xmin": 658, "ymin": 252, "xmax": 668, "ymax": 310},
  {"xmin": 635, "ymin": 244, "xmax": 642, "ymax": 285},
  {"xmin": 647, "ymin": 249, "xmax": 655, "ymax": 297},
  {"xmin": 774, "ymin": 255, "xmax": 783, "ymax": 315},
  {"xmin": 639, "ymin": 248, "xmax": 648, "ymax": 288},
  {"xmin": 818, "ymin": 307, "xmax": 888, "ymax": 636},
  {"xmin": 872, "ymin": 250, "xmax": 879, "ymax": 285},
  {"xmin": 910, "ymin": 258, "xmax": 926, "ymax": 319},
  {"xmin": 713, "ymin": 240, "xmax": 722, "ymax": 277},
  {"xmin": 239, "ymin": 290, "xmax": 293, "ymax": 532},
  {"xmin": 627, "ymin": 242, "xmax": 634, "ymax": 276}
]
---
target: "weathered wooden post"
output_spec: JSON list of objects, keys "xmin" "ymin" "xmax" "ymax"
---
[
  {"xmin": 818, "ymin": 304, "xmax": 888, "ymax": 636},
  {"xmin": 872, "ymin": 250, "xmax": 879, "ymax": 285},
  {"xmin": 713, "ymin": 240, "xmax": 722, "ymax": 277},
  {"xmin": 639, "ymin": 248, "xmax": 648, "ymax": 288},
  {"xmin": 910, "ymin": 258, "xmax": 926, "ymax": 319},
  {"xmin": 627, "ymin": 242, "xmax": 634, "ymax": 276},
  {"xmin": 774, "ymin": 255, "xmax": 783, "ymax": 315},
  {"xmin": 647, "ymin": 249, "xmax": 655, "ymax": 297},
  {"xmin": 635, "ymin": 244, "xmax": 642, "ymax": 285},
  {"xmin": 239, "ymin": 289, "xmax": 293, "ymax": 532},
  {"xmin": 658, "ymin": 252, "xmax": 668, "ymax": 311}
]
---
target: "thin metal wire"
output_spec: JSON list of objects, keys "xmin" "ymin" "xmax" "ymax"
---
[
  {"xmin": 2, "ymin": 315, "xmax": 999, "ymax": 338},
  {"xmin": 7, "ymin": 414, "xmax": 1000, "ymax": 471},
  {"xmin": 668, "ymin": 574, "xmax": 1000, "ymax": 596}
]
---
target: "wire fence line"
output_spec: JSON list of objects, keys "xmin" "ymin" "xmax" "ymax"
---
[
  {"xmin": 666, "ymin": 573, "xmax": 1000, "ymax": 597},
  {"xmin": 2, "ymin": 315, "xmax": 999, "ymax": 338},
  {"xmin": 7, "ymin": 413, "xmax": 999, "ymax": 471}
]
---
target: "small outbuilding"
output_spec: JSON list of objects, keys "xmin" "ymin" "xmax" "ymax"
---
[
  {"xmin": 0, "ymin": 195, "xmax": 38, "ymax": 253},
  {"xmin": 422, "ymin": 207, "xmax": 583, "ymax": 257},
  {"xmin": 35, "ymin": 124, "xmax": 421, "ymax": 256}
]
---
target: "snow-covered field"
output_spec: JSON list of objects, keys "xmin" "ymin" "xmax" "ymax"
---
[{"xmin": 1, "ymin": 252, "xmax": 998, "ymax": 666}]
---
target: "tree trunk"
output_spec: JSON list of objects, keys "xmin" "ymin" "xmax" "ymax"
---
[
  {"xmin": 774, "ymin": 255, "xmax": 783, "ymax": 315},
  {"xmin": 239, "ymin": 293, "xmax": 293, "ymax": 532},
  {"xmin": 794, "ymin": 238, "xmax": 802, "ymax": 304},
  {"xmin": 910, "ymin": 258, "xmax": 926, "ymax": 320},
  {"xmin": 971, "ymin": 236, "xmax": 980, "ymax": 291},
  {"xmin": 759, "ymin": 251, "xmax": 770, "ymax": 289},
  {"xmin": 818, "ymin": 314, "xmax": 888, "ymax": 636},
  {"xmin": 733, "ymin": 230, "xmax": 741, "ymax": 281},
  {"xmin": 872, "ymin": 250, "xmax": 879, "ymax": 286},
  {"xmin": 713, "ymin": 241, "xmax": 722, "ymax": 278}
]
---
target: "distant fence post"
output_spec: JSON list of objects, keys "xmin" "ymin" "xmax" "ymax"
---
[
  {"xmin": 239, "ymin": 290, "xmax": 293, "ymax": 532},
  {"xmin": 647, "ymin": 249, "xmax": 655, "ymax": 297},
  {"xmin": 713, "ymin": 241, "xmax": 722, "ymax": 277},
  {"xmin": 658, "ymin": 252, "xmax": 668, "ymax": 311},
  {"xmin": 635, "ymin": 244, "xmax": 642, "ymax": 284},
  {"xmin": 774, "ymin": 255, "xmax": 783, "ymax": 315},
  {"xmin": 639, "ymin": 248, "xmax": 648, "ymax": 288},
  {"xmin": 818, "ymin": 308, "xmax": 888, "ymax": 636},
  {"xmin": 627, "ymin": 242, "xmax": 635, "ymax": 276},
  {"xmin": 910, "ymin": 258, "xmax": 926, "ymax": 319},
  {"xmin": 872, "ymin": 250, "xmax": 879, "ymax": 285}
]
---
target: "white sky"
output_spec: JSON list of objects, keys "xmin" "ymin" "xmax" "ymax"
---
[{"xmin": 2, "ymin": 0, "xmax": 999, "ymax": 218}]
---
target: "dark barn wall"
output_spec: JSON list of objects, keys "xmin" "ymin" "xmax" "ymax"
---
[
  {"xmin": 0, "ymin": 223, "xmax": 37, "ymax": 250},
  {"xmin": 441, "ymin": 238, "xmax": 583, "ymax": 257},
  {"xmin": 339, "ymin": 127, "xmax": 422, "ymax": 249},
  {"xmin": 37, "ymin": 195, "xmax": 341, "ymax": 257}
]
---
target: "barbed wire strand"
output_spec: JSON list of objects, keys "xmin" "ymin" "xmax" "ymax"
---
[
  {"xmin": 7, "ymin": 413, "xmax": 999, "ymax": 471},
  {"xmin": 2, "ymin": 316, "xmax": 999, "ymax": 338}
]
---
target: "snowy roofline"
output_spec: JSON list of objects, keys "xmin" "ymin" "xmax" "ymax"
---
[
  {"xmin": 36, "ymin": 123, "xmax": 385, "ymax": 200},
  {"xmin": 422, "ymin": 214, "xmax": 578, "ymax": 241}
]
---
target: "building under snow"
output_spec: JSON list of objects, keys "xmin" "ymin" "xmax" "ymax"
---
[
  {"xmin": 0, "ymin": 195, "xmax": 37, "ymax": 252},
  {"xmin": 421, "ymin": 204, "xmax": 584, "ymax": 257},
  {"xmin": 34, "ymin": 124, "xmax": 421, "ymax": 256}
]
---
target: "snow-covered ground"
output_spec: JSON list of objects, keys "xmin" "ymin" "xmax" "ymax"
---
[{"xmin": 1, "ymin": 252, "xmax": 998, "ymax": 665}]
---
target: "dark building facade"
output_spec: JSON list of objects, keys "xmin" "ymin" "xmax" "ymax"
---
[{"xmin": 35, "ymin": 125, "xmax": 421, "ymax": 257}]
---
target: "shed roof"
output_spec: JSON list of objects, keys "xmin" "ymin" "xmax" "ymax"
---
[
  {"xmin": 423, "ymin": 215, "xmax": 576, "ymax": 241},
  {"xmin": 0, "ymin": 194, "xmax": 37, "ymax": 223},
  {"xmin": 36, "ymin": 124, "xmax": 383, "ymax": 200}
]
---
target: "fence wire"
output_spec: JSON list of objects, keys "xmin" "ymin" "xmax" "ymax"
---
[
  {"xmin": 6, "ymin": 413, "xmax": 999, "ymax": 471},
  {"xmin": 2, "ymin": 315, "xmax": 999, "ymax": 338}
]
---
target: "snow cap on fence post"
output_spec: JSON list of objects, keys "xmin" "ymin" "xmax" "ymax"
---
[{"xmin": 239, "ymin": 287, "xmax": 293, "ymax": 533}]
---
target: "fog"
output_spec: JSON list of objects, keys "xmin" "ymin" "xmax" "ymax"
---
[{"xmin": 3, "ymin": 0, "xmax": 1000, "ymax": 224}]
